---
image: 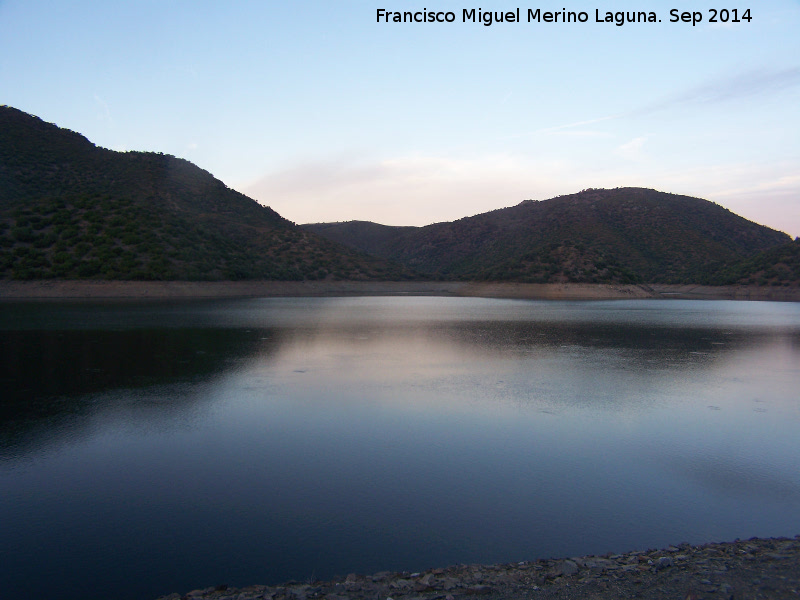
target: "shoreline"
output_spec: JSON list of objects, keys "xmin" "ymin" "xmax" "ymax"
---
[
  {"xmin": 1, "ymin": 280, "xmax": 799, "ymax": 301},
  {"xmin": 157, "ymin": 535, "xmax": 800, "ymax": 600}
]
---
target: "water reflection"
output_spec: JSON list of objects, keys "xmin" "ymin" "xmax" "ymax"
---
[
  {"xmin": 0, "ymin": 297, "xmax": 799, "ymax": 600},
  {"xmin": 0, "ymin": 328, "xmax": 281, "ymax": 456}
]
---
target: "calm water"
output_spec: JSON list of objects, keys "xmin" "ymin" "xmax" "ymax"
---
[{"xmin": 1, "ymin": 297, "xmax": 799, "ymax": 600}]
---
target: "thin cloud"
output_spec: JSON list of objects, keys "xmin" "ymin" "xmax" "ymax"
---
[
  {"xmin": 512, "ymin": 66, "xmax": 800, "ymax": 138},
  {"xmin": 503, "ymin": 115, "xmax": 620, "ymax": 139},
  {"xmin": 241, "ymin": 155, "xmax": 570, "ymax": 226},
  {"xmin": 93, "ymin": 94, "xmax": 112, "ymax": 124},
  {"xmin": 710, "ymin": 173, "xmax": 800, "ymax": 200},
  {"xmin": 633, "ymin": 66, "xmax": 800, "ymax": 116},
  {"xmin": 547, "ymin": 130, "xmax": 613, "ymax": 138},
  {"xmin": 538, "ymin": 115, "xmax": 620, "ymax": 134},
  {"xmin": 616, "ymin": 137, "xmax": 648, "ymax": 162}
]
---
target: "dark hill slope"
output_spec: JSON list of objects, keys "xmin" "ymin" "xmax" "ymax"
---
[
  {"xmin": 302, "ymin": 221, "xmax": 416, "ymax": 258},
  {"xmin": 0, "ymin": 106, "xmax": 411, "ymax": 281},
  {"xmin": 304, "ymin": 188, "xmax": 791, "ymax": 284},
  {"xmin": 712, "ymin": 238, "xmax": 800, "ymax": 287}
]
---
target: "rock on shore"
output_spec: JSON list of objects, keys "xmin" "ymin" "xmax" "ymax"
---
[{"xmin": 157, "ymin": 535, "xmax": 800, "ymax": 600}]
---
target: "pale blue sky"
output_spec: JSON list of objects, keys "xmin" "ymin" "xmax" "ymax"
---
[{"xmin": 2, "ymin": 1, "xmax": 798, "ymax": 234}]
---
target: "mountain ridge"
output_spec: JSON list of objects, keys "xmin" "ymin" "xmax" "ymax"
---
[
  {"xmin": 303, "ymin": 188, "xmax": 795, "ymax": 285},
  {"xmin": 2, "ymin": 105, "xmax": 796, "ymax": 286},
  {"xmin": 0, "ymin": 106, "xmax": 413, "ymax": 281}
]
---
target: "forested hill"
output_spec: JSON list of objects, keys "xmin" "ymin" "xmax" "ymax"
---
[
  {"xmin": 710, "ymin": 238, "xmax": 800, "ymax": 287},
  {"xmin": 0, "ymin": 106, "xmax": 412, "ymax": 281},
  {"xmin": 304, "ymin": 188, "xmax": 793, "ymax": 284},
  {"xmin": 3, "ymin": 106, "xmax": 792, "ymax": 286}
]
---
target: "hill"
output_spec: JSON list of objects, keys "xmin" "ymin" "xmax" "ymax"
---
[
  {"xmin": 711, "ymin": 238, "xmax": 800, "ymax": 287},
  {"xmin": 303, "ymin": 188, "xmax": 792, "ymax": 284},
  {"xmin": 301, "ymin": 220, "xmax": 416, "ymax": 258},
  {"xmin": 0, "ymin": 106, "xmax": 412, "ymax": 281}
]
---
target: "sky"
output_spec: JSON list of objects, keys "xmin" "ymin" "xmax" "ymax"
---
[{"xmin": 1, "ymin": 1, "xmax": 798, "ymax": 236}]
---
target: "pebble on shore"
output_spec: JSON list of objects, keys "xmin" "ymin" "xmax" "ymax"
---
[{"xmin": 156, "ymin": 535, "xmax": 800, "ymax": 600}]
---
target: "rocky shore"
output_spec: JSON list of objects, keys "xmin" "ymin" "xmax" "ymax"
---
[{"xmin": 157, "ymin": 536, "xmax": 800, "ymax": 600}]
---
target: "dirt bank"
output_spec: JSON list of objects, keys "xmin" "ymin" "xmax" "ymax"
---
[
  {"xmin": 647, "ymin": 283, "xmax": 800, "ymax": 302},
  {"xmin": 1, "ymin": 280, "xmax": 798, "ymax": 302},
  {"xmin": 156, "ymin": 535, "xmax": 800, "ymax": 600},
  {"xmin": 456, "ymin": 282, "xmax": 656, "ymax": 300},
  {"xmin": 0, "ymin": 280, "xmax": 462, "ymax": 300}
]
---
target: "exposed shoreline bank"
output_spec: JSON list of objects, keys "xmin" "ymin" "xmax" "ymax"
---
[
  {"xmin": 2, "ymin": 279, "xmax": 799, "ymax": 301},
  {"xmin": 157, "ymin": 535, "xmax": 800, "ymax": 600}
]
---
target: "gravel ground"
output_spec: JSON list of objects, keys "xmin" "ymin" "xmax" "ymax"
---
[{"xmin": 157, "ymin": 536, "xmax": 800, "ymax": 600}]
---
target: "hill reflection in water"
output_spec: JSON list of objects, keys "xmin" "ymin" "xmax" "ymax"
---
[{"xmin": 0, "ymin": 297, "xmax": 798, "ymax": 600}]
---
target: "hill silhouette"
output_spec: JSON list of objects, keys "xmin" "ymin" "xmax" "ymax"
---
[
  {"xmin": 304, "ymin": 188, "xmax": 792, "ymax": 284},
  {"xmin": 0, "ymin": 106, "xmax": 412, "ymax": 281}
]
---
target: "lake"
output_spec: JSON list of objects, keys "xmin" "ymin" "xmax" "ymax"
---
[{"xmin": 1, "ymin": 297, "xmax": 799, "ymax": 600}]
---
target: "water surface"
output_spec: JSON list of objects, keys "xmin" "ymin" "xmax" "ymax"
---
[{"xmin": 1, "ymin": 297, "xmax": 799, "ymax": 600}]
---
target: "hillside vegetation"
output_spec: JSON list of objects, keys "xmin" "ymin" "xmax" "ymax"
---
[
  {"xmin": 0, "ymin": 106, "xmax": 412, "ymax": 281},
  {"xmin": 711, "ymin": 238, "xmax": 800, "ymax": 286},
  {"xmin": 3, "ymin": 106, "xmax": 794, "ymax": 287},
  {"xmin": 304, "ymin": 188, "xmax": 793, "ymax": 285}
]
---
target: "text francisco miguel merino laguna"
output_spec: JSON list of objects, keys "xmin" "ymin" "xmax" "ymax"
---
[{"xmin": 376, "ymin": 8, "xmax": 752, "ymax": 27}]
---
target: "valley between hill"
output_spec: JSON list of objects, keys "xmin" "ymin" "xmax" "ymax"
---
[{"xmin": 2, "ymin": 106, "xmax": 798, "ymax": 291}]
